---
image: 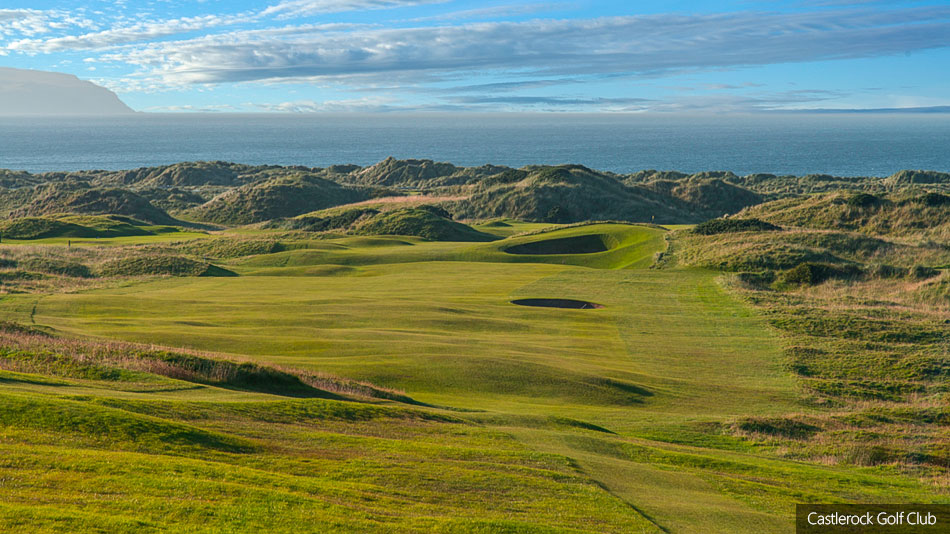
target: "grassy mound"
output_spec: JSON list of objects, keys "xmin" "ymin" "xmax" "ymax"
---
[
  {"xmin": 177, "ymin": 238, "xmax": 286, "ymax": 259},
  {"xmin": 642, "ymin": 176, "xmax": 764, "ymax": 216},
  {"xmin": 98, "ymin": 256, "xmax": 236, "ymax": 277},
  {"xmin": 450, "ymin": 165, "xmax": 704, "ymax": 224},
  {"xmin": 188, "ymin": 174, "xmax": 369, "ymax": 224},
  {"xmin": 11, "ymin": 183, "xmax": 178, "ymax": 225},
  {"xmin": 16, "ymin": 257, "xmax": 91, "ymax": 278},
  {"xmin": 98, "ymin": 161, "xmax": 255, "ymax": 188},
  {"xmin": 355, "ymin": 208, "xmax": 497, "ymax": 242},
  {"xmin": 348, "ymin": 157, "xmax": 462, "ymax": 186},
  {"xmin": 126, "ymin": 351, "xmax": 334, "ymax": 397},
  {"xmin": 0, "ymin": 393, "xmax": 253, "ymax": 453},
  {"xmin": 0, "ymin": 217, "xmax": 87, "ymax": 240},
  {"xmin": 138, "ymin": 187, "xmax": 208, "ymax": 212},
  {"xmin": 0, "ymin": 169, "xmax": 41, "ymax": 189},
  {"xmin": 344, "ymin": 157, "xmax": 507, "ymax": 188},
  {"xmin": 885, "ymin": 169, "xmax": 950, "ymax": 185},
  {"xmin": 504, "ymin": 234, "xmax": 610, "ymax": 255},
  {"xmin": 268, "ymin": 208, "xmax": 379, "ymax": 232},
  {"xmin": 0, "ymin": 215, "xmax": 157, "ymax": 240}
]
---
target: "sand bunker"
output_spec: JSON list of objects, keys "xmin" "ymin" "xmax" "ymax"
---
[
  {"xmin": 511, "ymin": 298, "xmax": 604, "ymax": 309},
  {"xmin": 503, "ymin": 235, "xmax": 608, "ymax": 255}
]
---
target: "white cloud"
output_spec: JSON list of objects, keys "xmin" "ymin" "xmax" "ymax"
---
[
  {"xmin": 261, "ymin": 0, "xmax": 447, "ymax": 19},
  {"xmin": 1, "ymin": 0, "xmax": 403, "ymax": 53},
  {"xmin": 645, "ymin": 89, "xmax": 851, "ymax": 113},
  {"xmin": 141, "ymin": 103, "xmax": 240, "ymax": 112},
  {"xmin": 0, "ymin": 8, "xmax": 96, "ymax": 38},
  {"xmin": 89, "ymin": 7, "xmax": 950, "ymax": 87},
  {"xmin": 4, "ymin": 3, "xmax": 950, "ymax": 113},
  {"xmin": 408, "ymin": 2, "xmax": 572, "ymax": 22},
  {"xmin": 256, "ymin": 96, "xmax": 399, "ymax": 111},
  {"xmin": 6, "ymin": 12, "xmax": 256, "ymax": 52},
  {"xmin": 449, "ymin": 95, "xmax": 654, "ymax": 112}
]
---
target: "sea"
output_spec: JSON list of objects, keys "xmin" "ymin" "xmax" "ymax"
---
[{"xmin": 1, "ymin": 113, "xmax": 949, "ymax": 177}]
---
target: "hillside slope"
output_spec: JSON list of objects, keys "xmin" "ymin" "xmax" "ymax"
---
[
  {"xmin": 737, "ymin": 190, "xmax": 950, "ymax": 239},
  {"xmin": 187, "ymin": 174, "xmax": 370, "ymax": 224},
  {"xmin": 8, "ymin": 183, "xmax": 178, "ymax": 225},
  {"xmin": 344, "ymin": 157, "xmax": 509, "ymax": 188},
  {"xmin": 0, "ymin": 67, "xmax": 133, "ymax": 115},
  {"xmin": 449, "ymin": 165, "xmax": 704, "ymax": 223}
]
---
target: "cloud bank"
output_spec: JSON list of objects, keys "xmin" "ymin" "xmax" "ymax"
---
[{"xmin": 2, "ymin": 1, "xmax": 949, "ymax": 112}]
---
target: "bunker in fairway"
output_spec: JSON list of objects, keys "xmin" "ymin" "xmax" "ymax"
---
[
  {"xmin": 510, "ymin": 298, "xmax": 604, "ymax": 309},
  {"xmin": 503, "ymin": 234, "xmax": 609, "ymax": 255}
]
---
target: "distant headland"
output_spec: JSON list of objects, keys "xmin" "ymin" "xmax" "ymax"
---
[{"xmin": 0, "ymin": 67, "xmax": 133, "ymax": 116}]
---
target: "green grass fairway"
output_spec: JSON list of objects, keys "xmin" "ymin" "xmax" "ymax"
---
[
  {"xmin": 2, "ymin": 229, "xmax": 211, "ymax": 246},
  {"xmin": 32, "ymin": 263, "xmax": 793, "ymax": 426},
  {"xmin": 1, "ymin": 223, "xmax": 944, "ymax": 533}
]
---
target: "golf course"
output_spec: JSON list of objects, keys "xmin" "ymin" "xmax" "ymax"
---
[{"xmin": 0, "ymin": 161, "xmax": 947, "ymax": 532}]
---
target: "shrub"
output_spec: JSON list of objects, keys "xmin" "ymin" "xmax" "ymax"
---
[
  {"xmin": 415, "ymin": 204, "xmax": 453, "ymax": 220},
  {"xmin": 846, "ymin": 193, "xmax": 882, "ymax": 208},
  {"xmin": 533, "ymin": 167, "xmax": 573, "ymax": 183},
  {"xmin": 781, "ymin": 262, "xmax": 862, "ymax": 285},
  {"xmin": 692, "ymin": 218, "xmax": 781, "ymax": 235},
  {"xmin": 908, "ymin": 265, "xmax": 940, "ymax": 280},
  {"xmin": 866, "ymin": 263, "xmax": 905, "ymax": 280},
  {"xmin": 736, "ymin": 417, "xmax": 821, "ymax": 439},
  {"xmin": 916, "ymin": 192, "xmax": 950, "ymax": 206},
  {"xmin": 544, "ymin": 205, "xmax": 572, "ymax": 223},
  {"xmin": 735, "ymin": 271, "xmax": 776, "ymax": 288},
  {"xmin": 842, "ymin": 444, "xmax": 893, "ymax": 466}
]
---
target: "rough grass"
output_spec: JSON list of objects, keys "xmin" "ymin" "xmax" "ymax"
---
[
  {"xmin": 0, "ymin": 325, "xmax": 417, "ymax": 403},
  {"xmin": 673, "ymin": 220, "xmax": 950, "ymax": 476},
  {"xmin": 738, "ymin": 191, "xmax": 950, "ymax": 241}
]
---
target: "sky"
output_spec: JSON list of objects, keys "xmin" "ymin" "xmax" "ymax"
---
[{"xmin": 1, "ymin": 0, "xmax": 950, "ymax": 113}]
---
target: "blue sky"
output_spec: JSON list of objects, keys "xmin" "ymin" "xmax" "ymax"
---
[{"xmin": 2, "ymin": 0, "xmax": 950, "ymax": 112}]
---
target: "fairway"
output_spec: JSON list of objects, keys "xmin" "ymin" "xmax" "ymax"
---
[{"xmin": 33, "ymin": 261, "xmax": 795, "ymax": 427}]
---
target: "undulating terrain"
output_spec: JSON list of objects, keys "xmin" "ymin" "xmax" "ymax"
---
[{"xmin": 0, "ymin": 159, "xmax": 947, "ymax": 533}]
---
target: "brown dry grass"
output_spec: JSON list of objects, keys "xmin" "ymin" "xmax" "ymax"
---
[
  {"xmin": 0, "ymin": 326, "xmax": 409, "ymax": 402},
  {"xmin": 677, "ymin": 226, "xmax": 949, "ymax": 480}
]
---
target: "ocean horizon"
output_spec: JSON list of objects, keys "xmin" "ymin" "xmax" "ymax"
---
[{"xmin": 2, "ymin": 112, "xmax": 949, "ymax": 177}]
